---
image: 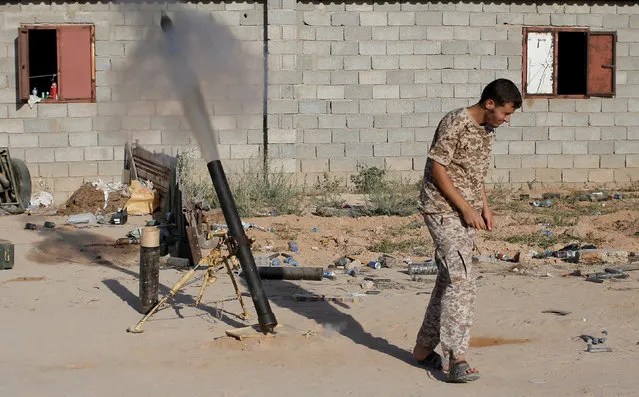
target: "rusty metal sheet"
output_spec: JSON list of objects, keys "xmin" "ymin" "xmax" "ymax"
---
[
  {"xmin": 58, "ymin": 25, "xmax": 93, "ymax": 100},
  {"xmin": 18, "ymin": 28, "xmax": 30, "ymax": 100},
  {"xmin": 588, "ymin": 32, "xmax": 616, "ymax": 97}
]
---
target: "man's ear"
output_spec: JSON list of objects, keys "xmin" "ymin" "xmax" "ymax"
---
[{"xmin": 484, "ymin": 99, "xmax": 495, "ymax": 110}]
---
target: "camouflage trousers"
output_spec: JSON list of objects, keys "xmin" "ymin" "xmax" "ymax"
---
[{"xmin": 416, "ymin": 213, "xmax": 477, "ymax": 361}]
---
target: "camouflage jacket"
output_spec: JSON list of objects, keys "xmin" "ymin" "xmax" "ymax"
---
[{"xmin": 420, "ymin": 107, "xmax": 494, "ymax": 214}]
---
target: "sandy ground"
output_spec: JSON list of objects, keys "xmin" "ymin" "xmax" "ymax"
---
[{"xmin": 1, "ymin": 193, "xmax": 639, "ymax": 397}]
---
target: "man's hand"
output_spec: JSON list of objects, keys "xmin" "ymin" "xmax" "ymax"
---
[
  {"xmin": 461, "ymin": 205, "xmax": 487, "ymax": 230},
  {"xmin": 482, "ymin": 206, "xmax": 494, "ymax": 231}
]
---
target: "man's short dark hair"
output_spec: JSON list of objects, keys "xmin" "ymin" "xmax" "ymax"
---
[{"xmin": 480, "ymin": 79, "xmax": 522, "ymax": 109}]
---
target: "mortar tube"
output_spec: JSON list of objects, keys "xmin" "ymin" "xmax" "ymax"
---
[{"xmin": 207, "ymin": 160, "xmax": 277, "ymax": 331}]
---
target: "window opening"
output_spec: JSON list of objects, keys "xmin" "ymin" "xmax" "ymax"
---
[
  {"xmin": 557, "ymin": 31, "xmax": 587, "ymax": 95},
  {"xmin": 27, "ymin": 29, "xmax": 57, "ymax": 99}
]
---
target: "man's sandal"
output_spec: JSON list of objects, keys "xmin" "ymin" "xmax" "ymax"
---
[
  {"xmin": 416, "ymin": 351, "xmax": 443, "ymax": 370},
  {"xmin": 446, "ymin": 360, "xmax": 480, "ymax": 383}
]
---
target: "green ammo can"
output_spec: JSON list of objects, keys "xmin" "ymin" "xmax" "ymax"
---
[{"xmin": 0, "ymin": 239, "xmax": 14, "ymax": 270}]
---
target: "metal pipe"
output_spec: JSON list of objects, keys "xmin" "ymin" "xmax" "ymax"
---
[{"xmin": 208, "ymin": 160, "xmax": 277, "ymax": 330}]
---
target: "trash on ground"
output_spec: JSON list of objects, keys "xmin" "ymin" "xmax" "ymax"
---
[
  {"xmin": 66, "ymin": 213, "xmax": 98, "ymax": 225},
  {"xmin": 542, "ymin": 309, "xmax": 571, "ymax": 316},
  {"xmin": 110, "ymin": 208, "xmax": 128, "ymax": 225},
  {"xmin": 542, "ymin": 193, "xmax": 561, "ymax": 199},
  {"xmin": 408, "ymin": 260, "xmax": 437, "ymax": 276},
  {"xmin": 24, "ymin": 223, "xmax": 37, "ymax": 230},
  {"xmin": 29, "ymin": 191, "xmax": 54, "ymax": 208},
  {"xmin": 361, "ymin": 280, "xmax": 375, "ymax": 290},
  {"xmin": 532, "ymin": 199, "xmax": 552, "ymax": 207},
  {"xmin": 124, "ymin": 180, "xmax": 159, "ymax": 215},
  {"xmin": 43, "ymin": 221, "xmax": 55, "ymax": 229},
  {"xmin": 292, "ymin": 293, "xmax": 363, "ymax": 303}
]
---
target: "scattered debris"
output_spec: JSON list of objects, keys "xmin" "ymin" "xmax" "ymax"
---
[
  {"xmin": 532, "ymin": 199, "xmax": 552, "ymax": 208},
  {"xmin": 542, "ymin": 193, "xmax": 561, "ymax": 199},
  {"xmin": 292, "ymin": 293, "xmax": 363, "ymax": 303},
  {"xmin": 360, "ymin": 280, "xmax": 375, "ymax": 290},
  {"xmin": 66, "ymin": 213, "xmax": 98, "ymax": 225},
  {"xmin": 542, "ymin": 309, "xmax": 571, "ymax": 316},
  {"xmin": 43, "ymin": 221, "xmax": 55, "ymax": 229},
  {"xmin": 110, "ymin": 208, "xmax": 128, "ymax": 225},
  {"xmin": 24, "ymin": 223, "xmax": 37, "ymax": 230},
  {"xmin": 29, "ymin": 191, "xmax": 54, "ymax": 208},
  {"xmin": 58, "ymin": 182, "xmax": 129, "ymax": 215},
  {"xmin": 408, "ymin": 260, "xmax": 438, "ymax": 276}
]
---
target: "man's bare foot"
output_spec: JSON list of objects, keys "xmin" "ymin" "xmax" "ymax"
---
[{"xmin": 447, "ymin": 356, "xmax": 479, "ymax": 374}]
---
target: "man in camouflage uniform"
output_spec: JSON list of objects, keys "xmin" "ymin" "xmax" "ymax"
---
[{"xmin": 412, "ymin": 79, "xmax": 522, "ymax": 383}]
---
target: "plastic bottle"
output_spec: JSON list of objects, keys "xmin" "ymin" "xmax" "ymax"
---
[
  {"xmin": 288, "ymin": 241, "xmax": 299, "ymax": 253},
  {"xmin": 408, "ymin": 261, "xmax": 438, "ymax": 276}
]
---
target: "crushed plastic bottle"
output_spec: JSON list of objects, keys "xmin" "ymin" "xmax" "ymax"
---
[
  {"xmin": 323, "ymin": 271, "xmax": 336, "ymax": 280},
  {"xmin": 408, "ymin": 260, "xmax": 438, "ymax": 276},
  {"xmin": 288, "ymin": 241, "xmax": 299, "ymax": 253}
]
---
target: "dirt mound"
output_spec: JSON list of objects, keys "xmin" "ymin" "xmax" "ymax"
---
[{"xmin": 57, "ymin": 183, "xmax": 129, "ymax": 215}]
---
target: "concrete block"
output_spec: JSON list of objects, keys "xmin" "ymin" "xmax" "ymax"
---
[
  {"xmin": 551, "ymin": 14, "xmax": 577, "ymax": 26},
  {"xmin": 388, "ymin": 129, "xmax": 414, "ymax": 142},
  {"xmin": 562, "ymin": 169, "xmax": 588, "ymax": 183},
  {"xmin": 510, "ymin": 169, "xmax": 535, "ymax": 183},
  {"xmin": 400, "ymin": 55, "xmax": 427, "ymax": 69},
  {"xmin": 359, "ymin": 70, "xmax": 387, "ymax": 85},
  {"xmin": 574, "ymin": 155, "xmax": 600, "ymax": 169},
  {"xmin": 344, "ymin": 56, "xmax": 371, "ymax": 70},
  {"xmin": 414, "ymin": 128, "xmax": 435, "ymax": 142},
  {"xmin": 453, "ymin": 26, "xmax": 481, "ymax": 41},
  {"xmin": 387, "ymin": 71, "xmax": 415, "ymax": 85},
  {"xmin": 497, "ymin": 13, "xmax": 524, "ymax": 25},
  {"xmin": 373, "ymin": 143, "xmax": 401, "ymax": 157},
  {"xmin": 523, "ymin": 128, "xmax": 548, "ymax": 141},
  {"xmin": 496, "ymin": 42, "xmax": 521, "ymax": 56},
  {"xmin": 10, "ymin": 134, "xmax": 39, "ymax": 148},
  {"xmin": 522, "ymin": 99, "xmax": 549, "ymax": 112},
  {"xmin": 468, "ymin": 42, "xmax": 495, "ymax": 55},
  {"xmin": 25, "ymin": 148, "xmax": 55, "ymax": 163},
  {"xmin": 535, "ymin": 168, "xmax": 562, "ymax": 183},
  {"xmin": 318, "ymin": 86, "xmax": 345, "ymax": 100},
  {"xmin": 360, "ymin": 12, "xmax": 388, "ymax": 26},
  {"xmin": 402, "ymin": 114, "xmax": 428, "ymax": 128},
  {"xmin": 470, "ymin": 13, "xmax": 496, "ymax": 26},
  {"xmin": 415, "ymin": 70, "xmax": 442, "ymax": 84},
  {"xmin": 347, "ymin": 115, "xmax": 374, "ymax": 129},
  {"xmin": 454, "ymin": 84, "xmax": 480, "ymax": 98},
  {"xmin": 316, "ymin": 27, "xmax": 344, "ymax": 41},
  {"xmin": 549, "ymin": 127, "xmax": 575, "ymax": 141},
  {"xmin": 54, "ymin": 177, "xmax": 85, "ymax": 193},
  {"xmin": 400, "ymin": 85, "xmax": 427, "ymax": 99},
  {"xmin": 442, "ymin": 41, "xmax": 468, "ymax": 55},
  {"xmin": 387, "ymin": 41, "xmax": 414, "ymax": 55},
  {"xmin": 374, "ymin": 115, "xmax": 402, "ymax": 128},
  {"xmin": 37, "ymin": 104, "xmax": 68, "ymax": 118},
  {"xmin": 574, "ymin": 127, "xmax": 601, "ymax": 141},
  {"xmin": 563, "ymin": 113, "xmax": 589, "ymax": 127},
  {"xmin": 427, "ymin": 84, "xmax": 454, "ymax": 98},
  {"xmin": 400, "ymin": 141, "xmax": 429, "ymax": 156},
  {"xmin": 481, "ymin": 27, "xmax": 508, "ymax": 41},
  {"xmin": 230, "ymin": 145, "xmax": 260, "ymax": 159},
  {"xmin": 332, "ymin": 129, "xmax": 360, "ymax": 143},
  {"xmin": 615, "ymin": 113, "xmax": 639, "ymax": 126},
  {"xmin": 331, "ymin": 100, "xmax": 359, "ymax": 114},
  {"xmin": 388, "ymin": 11, "xmax": 415, "ymax": 25},
  {"xmin": 414, "ymin": 41, "xmax": 441, "ymax": 54},
  {"xmin": 331, "ymin": 42, "xmax": 359, "ymax": 56},
  {"xmin": 332, "ymin": 13, "xmax": 359, "ymax": 26},
  {"xmin": 536, "ymin": 141, "xmax": 562, "ymax": 155},
  {"xmin": 296, "ymin": 144, "xmax": 316, "ymax": 159},
  {"xmin": 303, "ymin": 129, "xmax": 331, "ymax": 144},
  {"xmin": 576, "ymin": 99, "xmax": 602, "ymax": 113},
  {"xmin": 524, "ymin": 14, "xmax": 550, "ymax": 25},
  {"xmin": 588, "ymin": 141, "xmax": 614, "ymax": 155},
  {"xmin": 68, "ymin": 104, "xmax": 98, "ymax": 117},
  {"xmin": 578, "ymin": 14, "xmax": 603, "ymax": 27},
  {"xmin": 373, "ymin": 85, "xmax": 399, "ymax": 99},
  {"xmin": 316, "ymin": 143, "xmax": 345, "ymax": 158},
  {"xmin": 427, "ymin": 55, "xmax": 454, "ymax": 69},
  {"xmin": 299, "ymin": 100, "xmax": 328, "ymax": 114},
  {"xmin": 480, "ymin": 56, "xmax": 507, "ymax": 69},
  {"xmin": 345, "ymin": 143, "xmax": 373, "ymax": 157},
  {"xmin": 486, "ymin": 169, "xmax": 509, "ymax": 184},
  {"xmin": 397, "ymin": 26, "xmax": 426, "ymax": 40},
  {"xmin": 443, "ymin": 12, "xmax": 469, "ymax": 26},
  {"xmin": 562, "ymin": 141, "xmax": 588, "ymax": 155},
  {"xmin": 547, "ymin": 155, "xmax": 573, "ymax": 168},
  {"xmin": 301, "ymin": 158, "xmax": 329, "ymax": 173},
  {"xmin": 329, "ymin": 157, "xmax": 357, "ymax": 172},
  {"xmin": 344, "ymin": 27, "xmax": 371, "ymax": 41},
  {"xmin": 615, "ymin": 168, "xmax": 639, "ymax": 183},
  {"xmin": 589, "ymin": 169, "xmax": 614, "ymax": 183},
  {"xmin": 319, "ymin": 115, "xmax": 346, "ymax": 129},
  {"xmin": 492, "ymin": 141, "xmax": 509, "ymax": 155},
  {"xmin": 415, "ymin": 10, "xmax": 442, "ymax": 25},
  {"xmin": 385, "ymin": 157, "xmax": 413, "ymax": 171},
  {"xmin": 24, "ymin": 119, "xmax": 60, "ymax": 133},
  {"xmin": 600, "ymin": 155, "xmax": 625, "ymax": 168},
  {"xmin": 589, "ymin": 113, "xmax": 615, "ymax": 127},
  {"xmin": 360, "ymin": 128, "xmax": 388, "ymax": 143},
  {"xmin": 386, "ymin": 100, "xmax": 413, "ymax": 114},
  {"xmin": 533, "ymin": 113, "xmax": 562, "ymax": 127},
  {"xmin": 603, "ymin": 14, "xmax": 629, "ymax": 28},
  {"xmin": 602, "ymin": 99, "xmax": 628, "ymax": 112},
  {"xmin": 360, "ymin": 100, "xmax": 386, "ymax": 114},
  {"xmin": 39, "ymin": 132, "xmax": 70, "ymax": 148},
  {"xmin": 427, "ymin": 26, "xmax": 454, "ymax": 40},
  {"xmin": 615, "ymin": 140, "xmax": 639, "ymax": 154},
  {"xmin": 602, "ymin": 128, "xmax": 627, "ymax": 140},
  {"xmin": 494, "ymin": 154, "xmax": 521, "ymax": 169},
  {"xmin": 521, "ymin": 155, "xmax": 547, "ymax": 168}
]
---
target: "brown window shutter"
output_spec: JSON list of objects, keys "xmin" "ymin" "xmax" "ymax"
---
[
  {"xmin": 18, "ymin": 27, "xmax": 30, "ymax": 101},
  {"xmin": 57, "ymin": 25, "xmax": 94, "ymax": 101},
  {"xmin": 587, "ymin": 31, "xmax": 616, "ymax": 97}
]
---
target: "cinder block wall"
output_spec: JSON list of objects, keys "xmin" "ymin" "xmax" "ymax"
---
[
  {"xmin": 275, "ymin": 1, "xmax": 639, "ymax": 189},
  {"xmin": 1, "ymin": 1, "xmax": 639, "ymax": 204}
]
